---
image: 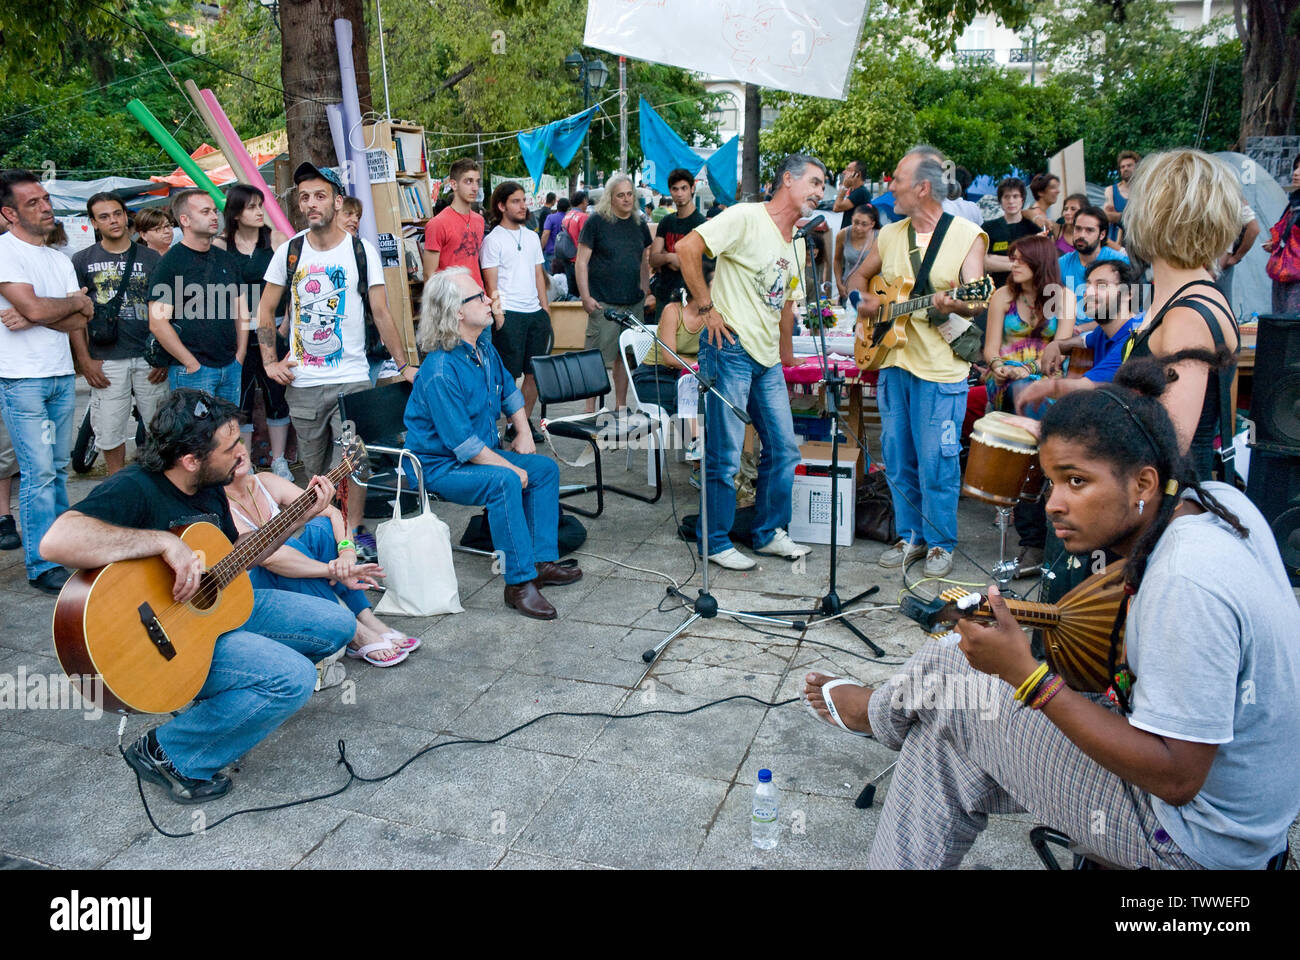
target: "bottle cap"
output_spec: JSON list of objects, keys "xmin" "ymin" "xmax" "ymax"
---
[{"xmin": 757, "ymin": 768, "xmax": 772, "ymax": 783}]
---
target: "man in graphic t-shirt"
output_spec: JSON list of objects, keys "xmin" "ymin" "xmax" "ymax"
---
[
  {"xmin": 675, "ymin": 154, "xmax": 823, "ymax": 571},
  {"xmin": 259, "ymin": 162, "xmax": 414, "ymax": 540},
  {"xmin": 72, "ymin": 191, "xmax": 166, "ymax": 475}
]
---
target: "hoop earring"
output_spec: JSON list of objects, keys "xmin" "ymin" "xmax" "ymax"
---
[{"xmin": 1138, "ymin": 500, "xmax": 1145, "ymax": 516}]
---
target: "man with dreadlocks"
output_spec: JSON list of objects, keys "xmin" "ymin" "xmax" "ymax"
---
[{"xmin": 800, "ymin": 351, "xmax": 1300, "ymax": 869}]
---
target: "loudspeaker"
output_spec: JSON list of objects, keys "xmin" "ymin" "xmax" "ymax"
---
[
  {"xmin": 1245, "ymin": 443, "xmax": 1300, "ymax": 586},
  {"xmin": 1250, "ymin": 314, "xmax": 1300, "ymax": 449}
]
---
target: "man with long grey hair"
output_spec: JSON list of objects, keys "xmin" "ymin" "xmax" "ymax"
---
[
  {"xmin": 674, "ymin": 152, "xmax": 824, "ymax": 570},
  {"xmin": 848, "ymin": 145, "xmax": 988, "ymax": 579},
  {"xmin": 404, "ymin": 267, "xmax": 582, "ymax": 620},
  {"xmin": 575, "ymin": 172, "xmax": 652, "ymax": 411}
]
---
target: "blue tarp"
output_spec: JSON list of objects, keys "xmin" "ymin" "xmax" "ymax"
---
[
  {"xmin": 638, "ymin": 96, "xmax": 705, "ymax": 193},
  {"xmin": 516, "ymin": 106, "xmax": 597, "ymax": 187},
  {"xmin": 704, "ymin": 136, "xmax": 739, "ymax": 206}
]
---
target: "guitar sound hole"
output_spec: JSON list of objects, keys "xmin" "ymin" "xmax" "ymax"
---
[{"xmin": 190, "ymin": 573, "xmax": 218, "ymax": 611}]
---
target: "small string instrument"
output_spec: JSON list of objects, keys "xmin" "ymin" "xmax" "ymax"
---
[
  {"xmin": 53, "ymin": 435, "xmax": 370, "ymax": 714},
  {"xmin": 1064, "ymin": 345, "xmax": 1094, "ymax": 379},
  {"xmin": 900, "ymin": 560, "xmax": 1128, "ymax": 693},
  {"xmin": 854, "ymin": 274, "xmax": 993, "ymax": 370}
]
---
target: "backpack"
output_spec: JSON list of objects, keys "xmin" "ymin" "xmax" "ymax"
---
[
  {"xmin": 285, "ymin": 232, "xmax": 389, "ymax": 361},
  {"xmin": 554, "ymin": 211, "xmax": 581, "ymax": 262}
]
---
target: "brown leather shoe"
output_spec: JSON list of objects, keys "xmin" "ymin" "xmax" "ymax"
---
[
  {"xmin": 504, "ymin": 580, "xmax": 557, "ymax": 620},
  {"xmin": 534, "ymin": 561, "xmax": 583, "ymax": 587}
]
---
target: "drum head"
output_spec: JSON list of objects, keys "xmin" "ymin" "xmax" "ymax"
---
[{"xmin": 970, "ymin": 411, "xmax": 1039, "ymax": 454}]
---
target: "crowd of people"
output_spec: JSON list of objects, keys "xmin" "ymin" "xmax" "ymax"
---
[{"xmin": 3, "ymin": 138, "xmax": 1299, "ymax": 870}]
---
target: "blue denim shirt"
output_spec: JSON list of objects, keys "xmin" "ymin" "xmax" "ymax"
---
[{"xmin": 405, "ymin": 331, "xmax": 525, "ymax": 478}]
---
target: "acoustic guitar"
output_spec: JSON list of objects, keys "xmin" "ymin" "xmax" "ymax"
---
[
  {"xmin": 53, "ymin": 436, "xmax": 368, "ymax": 714},
  {"xmin": 854, "ymin": 274, "xmax": 993, "ymax": 370},
  {"xmin": 899, "ymin": 559, "xmax": 1127, "ymax": 693}
]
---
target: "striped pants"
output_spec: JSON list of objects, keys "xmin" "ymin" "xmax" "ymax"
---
[{"xmin": 865, "ymin": 638, "xmax": 1204, "ymax": 869}]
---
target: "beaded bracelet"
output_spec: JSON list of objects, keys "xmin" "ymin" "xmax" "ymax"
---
[
  {"xmin": 1029, "ymin": 673, "xmax": 1065, "ymax": 710},
  {"xmin": 1014, "ymin": 663, "xmax": 1049, "ymax": 703}
]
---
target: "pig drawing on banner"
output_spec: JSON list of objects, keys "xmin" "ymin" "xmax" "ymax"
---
[
  {"xmin": 292, "ymin": 264, "xmax": 347, "ymax": 369},
  {"xmin": 721, "ymin": 4, "xmax": 831, "ymax": 76}
]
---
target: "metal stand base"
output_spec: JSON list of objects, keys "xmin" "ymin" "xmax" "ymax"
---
[{"xmin": 760, "ymin": 584, "xmax": 884, "ymax": 656}]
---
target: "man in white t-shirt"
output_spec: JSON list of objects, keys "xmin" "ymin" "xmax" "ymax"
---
[
  {"xmin": 259, "ymin": 162, "xmax": 415, "ymax": 540},
  {"xmin": 0, "ymin": 170, "xmax": 94, "ymax": 593},
  {"xmin": 481, "ymin": 180, "xmax": 551, "ymax": 420}
]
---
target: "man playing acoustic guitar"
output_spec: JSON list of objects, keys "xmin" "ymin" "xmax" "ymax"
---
[
  {"xmin": 802, "ymin": 353, "xmax": 1300, "ymax": 869},
  {"xmin": 40, "ymin": 390, "xmax": 357, "ymax": 804}
]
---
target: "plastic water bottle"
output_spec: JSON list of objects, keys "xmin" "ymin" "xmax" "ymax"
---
[{"xmin": 752, "ymin": 769, "xmax": 779, "ymax": 849}]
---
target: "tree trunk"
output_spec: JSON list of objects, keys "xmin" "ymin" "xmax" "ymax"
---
[
  {"xmin": 280, "ymin": 0, "xmax": 374, "ymax": 173},
  {"xmin": 742, "ymin": 82, "xmax": 761, "ymax": 201},
  {"xmin": 1238, "ymin": 0, "xmax": 1300, "ymax": 143}
]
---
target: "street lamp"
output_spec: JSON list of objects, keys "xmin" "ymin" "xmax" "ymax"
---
[{"xmin": 565, "ymin": 50, "xmax": 609, "ymax": 188}]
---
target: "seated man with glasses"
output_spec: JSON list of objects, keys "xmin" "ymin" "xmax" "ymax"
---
[
  {"xmin": 39, "ymin": 389, "xmax": 357, "ymax": 804},
  {"xmin": 404, "ymin": 267, "xmax": 582, "ymax": 621}
]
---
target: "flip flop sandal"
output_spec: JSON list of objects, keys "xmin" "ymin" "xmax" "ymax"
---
[
  {"xmin": 382, "ymin": 631, "xmax": 421, "ymax": 653},
  {"xmin": 802, "ymin": 676, "xmax": 872, "ymax": 737},
  {"xmin": 346, "ymin": 641, "xmax": 409, "ymax": 667}
]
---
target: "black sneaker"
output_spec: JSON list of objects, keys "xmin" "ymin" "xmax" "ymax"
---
[
  {"xmin": 28, "ymin": 566, "xmax": 72, "ymax": 595},
  {"xmin": 123, "ymin": 730, "xmax": 233, "ymax": 805},
  {"xmin": 0, "ymin": 515, "xmax": 19, "ymax": 551}
]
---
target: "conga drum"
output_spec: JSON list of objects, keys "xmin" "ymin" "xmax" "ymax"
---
[{"xmin": 963, "ymin": 411, "xmax": 1040, "ymax": 507}]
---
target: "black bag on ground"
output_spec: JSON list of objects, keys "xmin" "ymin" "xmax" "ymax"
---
[
  {"xmin": 855, "ymin": 470, "xmax": 896, "ymax": 543},
  {"xmin": 676, "ymin": 506, "xmax": 755, "ymax": 547},
  {"xmin": 461, "ymin": 511, "xmax": 588, "ymax": 557}
]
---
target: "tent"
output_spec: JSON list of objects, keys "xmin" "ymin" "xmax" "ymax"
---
[
  {"xmin": 1213, "ymin": 151, "xmax": 1288, "ymax": 323},
  {"xmin": 46, "ymin": 176, "xmax": 165, "ymax": 215}
]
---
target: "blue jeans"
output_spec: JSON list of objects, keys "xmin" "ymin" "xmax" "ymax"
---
[
  {"xmin": 877, "ymin": 367, "xmax": 968, "ymax": 550},
  {"xmin": 154, "ymin": 587, "xmax": 356, "ymax": 780},
  {"xmin": 169, "ymin": 360, "xmax": 241, "ymax": 405},
  {"xmin": 248, "ymin": 516, "xmax": 370, "ymax": 616},
  {"xmin": 0, "ymin": 375, "xmax": 75, "ymax": 579},
  {"xmin": 696, "ymin": 334, "xmax": 800, "ymax": 555},
  {"xmin": 426, "ymin": 450, "xmax": 560, "ymax": 585}
]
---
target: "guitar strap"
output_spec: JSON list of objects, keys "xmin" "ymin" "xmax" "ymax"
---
[{"xmin": 906, "ymin": 212, "xmax": 954, "ymax": 318}]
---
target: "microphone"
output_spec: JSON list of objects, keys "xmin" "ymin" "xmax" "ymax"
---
[
  {"xmin": 794, "ymin": 214, "xmax": 825, "ymax": 238},
  {"xmin": 603, "ymin": 308, "xmax": 638, "ymax": 327}
]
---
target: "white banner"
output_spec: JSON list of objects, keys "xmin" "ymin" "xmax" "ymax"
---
[
  {"xmin": 491, "ymin": 173, "xmax": 568, "ymax": 207},
  {"xmin": 583, "ymin": 0, "xmax": 867, "ymax": 101}
]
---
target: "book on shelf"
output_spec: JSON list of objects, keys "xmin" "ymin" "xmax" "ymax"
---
[{"xmin": 393, "ymin": 130, "xmax": 426, "ymax": 174}]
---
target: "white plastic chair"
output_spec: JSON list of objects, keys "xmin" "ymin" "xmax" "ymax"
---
[{"xmin": 619, "ymin": 326, "xmax": 675, "ymax": 487}]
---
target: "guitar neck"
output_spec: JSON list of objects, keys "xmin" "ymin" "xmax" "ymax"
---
[
  {"xmin": 886, "ymin": 292, "xmax": 936, "ymax": 320},
  {"xmin": 210, "ymin": 456, "xmax": 354, "ymax": 587},
  {"xmin": 982, "ymin": 597, "xmax": 1061, "ymax": 627}
]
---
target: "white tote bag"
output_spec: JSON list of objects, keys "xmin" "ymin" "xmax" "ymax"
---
[{"xmin": 373, "ymin": 457, "xmax": 464, "ymax": 617}]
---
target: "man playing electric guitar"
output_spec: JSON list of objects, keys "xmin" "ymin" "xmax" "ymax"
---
[
  {"xmin": 849, "ymin": 145, "xmax": 988, "ymax": 578},
  {"xmin": 40, "ymin": 390, "xmax": 357, "ymax": 804},
  {"xmin": 802, "ymin": 355, "xmax": 1300, "ymax": 869}
]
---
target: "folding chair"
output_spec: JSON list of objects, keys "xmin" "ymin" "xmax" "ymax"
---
[
  {"xmin": 335, "ymin": 382, "xmax": 494, "ymax": 560},
  {"xmin": 618, "ymin": 326, "xmax": 677, "ymax": 487},
  {"xmin": 530, "ymin": 348, "xmax": 662, "ymax": 518}
]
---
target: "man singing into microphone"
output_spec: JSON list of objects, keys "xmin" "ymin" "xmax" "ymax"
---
[{"xmin": 674, "ymin": 154, "xmax": 823, "ymax": 569}]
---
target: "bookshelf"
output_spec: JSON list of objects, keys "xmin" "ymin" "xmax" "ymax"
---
[{"xmin": 360, "ymin": 120, "xmax": 432, "ymax": 362}]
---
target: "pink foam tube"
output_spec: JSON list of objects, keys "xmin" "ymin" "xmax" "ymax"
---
[{"xmin": 200, "ymin": 89, "xmax": 294, "ymax": 237}]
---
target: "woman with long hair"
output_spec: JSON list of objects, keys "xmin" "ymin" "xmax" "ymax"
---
[
  {"xmin": 1055, "ymin": 192, "xmax": 1087, "ymax": 255},
  {"xmin": 833, "ymin": 203, "xmax": 879, "ymax": 304},
  {"xmin": 1263, "ymin": 153, "xmax": 1300, "ymax": 315},
  {"xmin": 1026, "ymin": 173, "xmax": 1061, "ymax": 238},
  {"xmin": 983, "ymin": 234, "xmax": 1075, "ymax": 413},
  {"xmin": 802, "ymin": 351, "xmax": 1300, "ymax": 869},
  {"xmin": 214, "ymin": 184, "xmax": 293, "ymax": 479}
]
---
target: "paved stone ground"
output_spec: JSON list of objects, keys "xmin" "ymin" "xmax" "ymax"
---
[{"xmin": 1, "ymin": 385, "xmax": 1296, "ymax": 870}]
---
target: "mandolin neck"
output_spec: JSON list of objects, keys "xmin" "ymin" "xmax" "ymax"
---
[{"xmin": 208, "ymin": 457, "xmax": 353, "ymax": 588}]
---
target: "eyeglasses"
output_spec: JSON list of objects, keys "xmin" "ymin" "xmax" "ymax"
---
[{"xmin": 461, "ymin": 292, "xmax": 488, "ymax": 305}]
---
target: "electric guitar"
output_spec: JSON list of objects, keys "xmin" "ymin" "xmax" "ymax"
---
[
  {"xmin": 854, "ymin": 275, "xmax": 993, "ymax": 370},
  {"xmin": 52, "ymin": 435, "xmax": 369, "ymax": 714}
]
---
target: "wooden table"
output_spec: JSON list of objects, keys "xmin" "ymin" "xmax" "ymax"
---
[{"xmin": 1232, "ymin": 326, "xmax": 1256, "ymax": 416}]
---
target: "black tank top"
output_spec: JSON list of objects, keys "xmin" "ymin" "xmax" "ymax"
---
[{"xmin": 1125, "ymin": 279, "xmax": 1238, "ymax": 481}]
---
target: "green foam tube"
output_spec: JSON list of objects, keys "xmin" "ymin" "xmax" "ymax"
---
[{"xmin": 127, "ymin": 98, "xmax": 226, "ymax": 209}]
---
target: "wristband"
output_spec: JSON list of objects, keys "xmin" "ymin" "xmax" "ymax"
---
[
  {"xmin": 336, "ymin": 539, "xmax": 354, "ymax": 552},
  {"xmin": 1014, "ymin": 663, "xmax": 1049, "ymax": 703},
  {"xmin": 1029, "ymin": 673, "xmax": 1065, "ymax": 710},
  {"xmin": 397, "ymin": 363, "xmax": 409, "ymax": 373},
  {"xmin": 698, "ymin": 302, "xmax": 714, "ymax": 315}
]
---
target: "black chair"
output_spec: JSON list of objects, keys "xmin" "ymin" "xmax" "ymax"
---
[
  {"xmin": 335, "ymin": 382, "xmax": 494, "ymax": 559},
  {"xmin": 1030, "ymin": 825, "xmax": 1290, "ymax": 870},
  {"xmin": 530, "ymin": 349, "xmax": 663, "ymax": 518}
]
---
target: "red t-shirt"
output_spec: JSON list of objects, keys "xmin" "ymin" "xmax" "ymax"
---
[{"xmin": 424, "ymin": 206, "xmax": 485, "ymax": 285}]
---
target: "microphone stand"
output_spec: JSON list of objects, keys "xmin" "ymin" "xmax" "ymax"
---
[
  {"xmin": 757, "ymin": 226, "xmax": 883, "ymax": 656},
  {"xmin": 616, "ymin": 311, "xmax": 805, "ymax": 690}
]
